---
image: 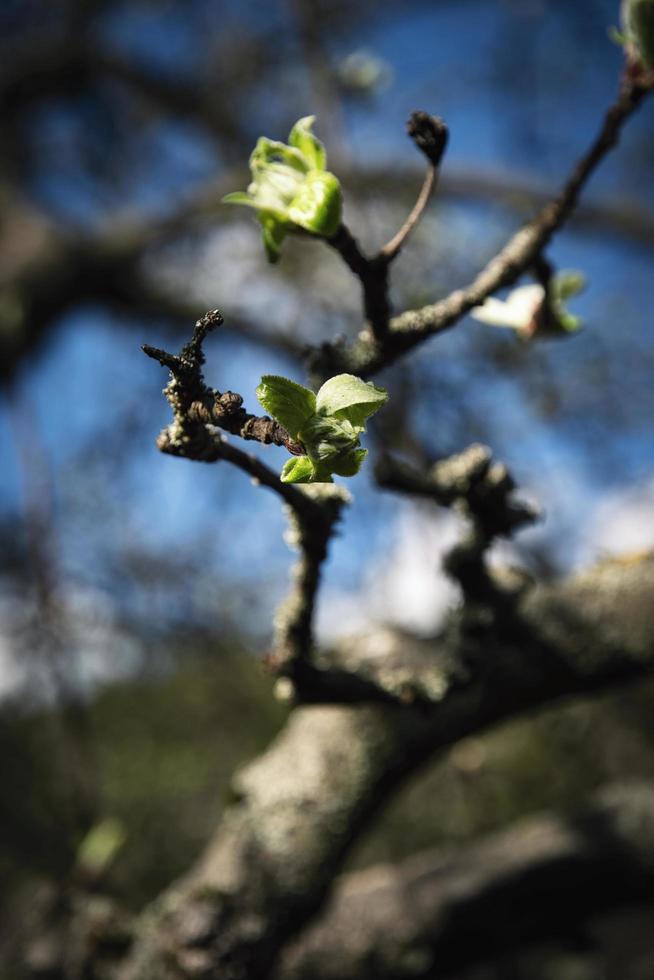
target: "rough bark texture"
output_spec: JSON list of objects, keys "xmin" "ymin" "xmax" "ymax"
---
[
  {"xmin": 278, "ymin": 782, "xmax": 654, "ymax": 980},
  {"xmin": 120, "ymin": 555, "xmax": 654, "ymax": 980}
]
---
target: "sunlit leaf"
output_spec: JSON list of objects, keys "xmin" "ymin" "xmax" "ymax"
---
[
  {"xmin": 288, "ymin": 115, "xmax": 327, "ymax": 170},
  {"xmin": 316, "ymin": 373, "xmax": 388, "ymax": 426},
  {"xmin": 281, "ymin": 456, "xmax": 317, "ymax": 483},
  {"xmin": 222, "ymin": 117, "xmax": 342, "ymax": 258},
  {"xmin": 256, "ymin": 375, "xmax": 316, "ymax": 437},
  {"xmin": 287, "ymin": 171, "xmax": 342, "ymax": 237}
]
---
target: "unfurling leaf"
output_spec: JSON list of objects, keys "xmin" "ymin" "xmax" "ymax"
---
[
  {"xmin": 288, "ymin": 115, "xmax": 327, "ymax": 170},
  {"xmin": 331, "ymin": 447, "xmax": 368, "ymax": 477},
  {"xmin": 258, "ymin": 211, "xmax": 288, "ymax": 263},
  {"xmin": 281, "ymin": 456, "xmax": 317, "ymax": 484},
  {"xmin": 223, "ymin": 116, "xmax": 342, "ymax": 260},
  {"xmin": 469, "ymin": 285, "xmax": 544, "ymax": 332},
  {"xmin": 551, "ymin": 271, "xmax": 586, "ymax": 303},
  {"xmin": 77, "ymin": 818, "xmax": 126, "ymax": 877},
  {"xmin": 258, "ymin": 372, "xmax": 388, "ymax": 484},
  {"xmin": 256, "ymin": 375, "xmax": 316, "ymax": 438},
  {"xmin": 316, "ymin": 374, "xmax": 389, "ymax": 427},
  {"xmin": 287, "ymin": 171, "xmax": 342, "ymax": 237},
  {"xmin": 300, "ymin": 415, "xmax": 359, "ymax": 462},
  {"xmin": 470, "ymin": 271, "xmax": 585, "ymax": 340}
]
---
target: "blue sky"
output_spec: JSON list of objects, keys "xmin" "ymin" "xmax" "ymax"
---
[{"xmin": 1, "ymin": 0, "xmax": 653, "ymax": 676}]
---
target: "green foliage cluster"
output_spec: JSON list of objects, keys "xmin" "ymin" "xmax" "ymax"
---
[
  {"xmin": 223, "ymin": 116, "xmax": 342, "ymax": 263},
  {"xmin": 225, "ymin": 117, "xmax": 389, "ymax": 484},
  {"xmin": 257, "ymin": 372, "xmax": 387, "ymax": 483}
]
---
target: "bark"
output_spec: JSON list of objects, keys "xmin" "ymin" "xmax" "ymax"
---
[
  {"xmin": 278, "ymin": 782, "xmax": 654, "ymax": 980},
  {"xmin": 120, "ymin": 554, "xmax": 654, "ymax": 980}
]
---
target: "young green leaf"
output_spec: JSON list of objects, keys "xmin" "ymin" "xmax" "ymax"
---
[
  {"xmin": 77, "ymin": 818, "xmax": 126, "ymax": 876},
  {"xmin": 222, "ymin": 116, "xmax": 342, "ymax": 260},
  {"xmin": 470, "ymin": 271, "xmax": 585, "ymax": 340},
  {"xmin": 222, "ymin": 191, "xmax": 262, "ymax": 209},
  {"xmin": 552, "ymin": 270, "xmax": 586, "ymax": 303},
  {"xmin": 331, "ymin": 448, "xmax": 368, "ymax": 477},
  {"xmin": 555, "ymin": 311, "xmax": 582, "ymax": 333},
  {"xmin": 258, "ymin": 212, "xmax": 288, "ymax": 263},
  {"xmin": 258, "ymin": 371, "xmax": 387, "ymax": 484},
  {"xmin": 256, "ymin": 375, "xmax": 316, "ymax": 437},
  {"xmin": 281, "ymin": 456, "xmax": 317, "ymax": 484},
  {"xmin": 608, "ymin": 25, "xmax": 629, "ymax": 46},
  {"xmin": 287, "ymin": 171, "xmax": 342, "ymax": 237},
  {"xmin": 288, "ymin": 115, "xmax": 327, "ymax": 171},
  {"xmin": 250, "ymin": 137, "xmax": 308, "ymax": 174},
  {"xmin": 316, "ymin": 374, "xmax": 389, "ymax": 427},
  {"xmin": 300, "ymin": 415, "xmax": 359, "ymax": 462}
]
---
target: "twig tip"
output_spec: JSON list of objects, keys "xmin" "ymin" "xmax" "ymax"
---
[{"xmin": 407, "ymin": 111, "xmax": 449, "ymax": 167}]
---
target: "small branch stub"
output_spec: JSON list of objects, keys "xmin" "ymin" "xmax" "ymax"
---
[
  {"xmin": 377, "ymin": 111, "xmax": 448, "ymax": 265},
  {"xmin": 407, "ymin": 111, "xmax": 449, "ymax": 167}
]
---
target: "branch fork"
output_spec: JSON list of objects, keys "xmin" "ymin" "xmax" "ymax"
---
[{"xmin": 326, "ymin": 110, "xmax": 448, "ymax": 344}]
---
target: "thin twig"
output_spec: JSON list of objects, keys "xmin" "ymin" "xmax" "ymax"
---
[
  {"xmin": 143, "ymin": 311, "xmax": 304, "ymax": 455},
  {"xmin": 378, "ymin": 112, "xmax": 448, "ymax": 262},
  {"xmin": 313, "ymin": 76, "xmax": 652, "ymax": 378},
  {"xmin": 378, "ymin": 166, "xmax": 436, "ymax": 261},
  {"xmin": 325, "ymin": 112, "xmax": 448, "ymax": 340}
]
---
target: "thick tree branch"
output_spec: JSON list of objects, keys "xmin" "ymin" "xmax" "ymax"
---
[
  {"xmin": 0, "ymin": 38, "xmax": 248, "ymax": 162},
  {"xmin": 278, "ymin": 782, "xmax": 654, "ymax": 980},
  {"xmin": 122, "ymin": 555, "xmax": 654, "ymax": 980}
]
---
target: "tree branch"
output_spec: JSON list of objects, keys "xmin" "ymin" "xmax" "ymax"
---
[
  {"xmin": 378, "ymin": 112, "xmax": 448, "ymax": 262},
  {"xmin": 326, "ymin": 224, "xmax": 391, "ymax": 341},
  {"xmin": 278, "ymin": 782, "xmax": 654, "ymax": 980},
  {"xmin": 377, "ymin": 166, "xmax": 436, "ymax": 261},
  {"xmin": 312, "ymin": 74, "xmax": 653, "ymax": 379},
  {"xmin": 143, "ymin": 311, "xmax": 328, "ymax": 525},
  {"xmin": 326, "ymin": 112, "xmax": 448, "ymax": 342},
  {"xmin": 122, "ymin": 554, "xmax": 654, "ymax": 980},
  {"xmin": 143, "ymin": 311, "xmax": 304, "ymax": 454},
  {"xmin": 376, "ymin": 445, "xmax": 538, "ymax": 605},
  {"xmin": 268, "ymin": 485, "xmax": 349, "ymax": 679}
]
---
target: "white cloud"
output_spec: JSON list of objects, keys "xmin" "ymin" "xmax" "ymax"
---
[
  {"xmin": 317, "ymin": 504, "xmax": 463, "ymax": 640},
  {"xmin": 580, "ymin": 475, "xmax": 654, "ymax": 563}
]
